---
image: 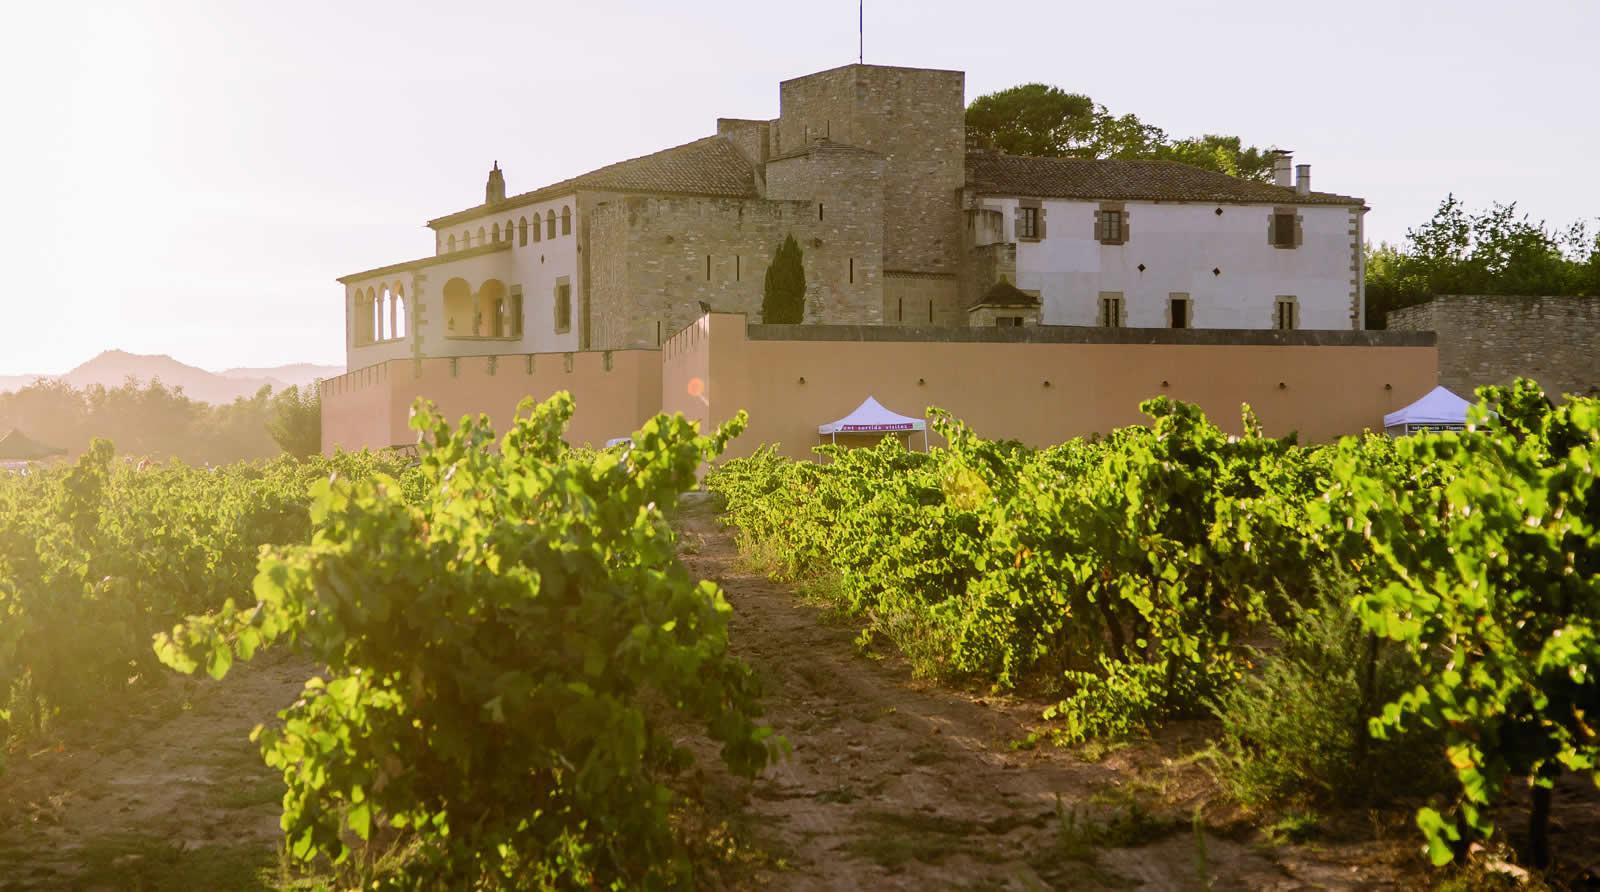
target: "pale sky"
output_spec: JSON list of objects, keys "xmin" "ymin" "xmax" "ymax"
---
[{"xmin": 2, "ymin": 0, "xmax": 1595, "ymax": 374}]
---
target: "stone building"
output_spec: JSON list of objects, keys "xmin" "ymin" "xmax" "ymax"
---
[{"xmin": 336, "ymin": 63, "xmax": 1369, "ymax": 373}]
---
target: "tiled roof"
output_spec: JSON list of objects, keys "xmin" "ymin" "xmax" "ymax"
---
[
  {"xmin": 966, "ymin": 152, "xmax": 1364, "ymax": 206},
  {"xmin": 973, "ymin": 279, "xmax": 1040, "ymax": 309},
  {"xmin": 428, "ymin": 137, "xmax": 758, "ymax": 228}
]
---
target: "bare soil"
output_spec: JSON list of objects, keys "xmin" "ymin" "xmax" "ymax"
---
[
  {"xmin": 673, "ymin": 494, "xmax": 1427, "ymax": 890},
  {"xmin": 0, "ymin": 650, "xmax": 309, "ymax": 891}
]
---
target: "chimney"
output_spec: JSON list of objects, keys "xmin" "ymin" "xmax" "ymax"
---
[
  {"xmin": 1295, "ymin": 163, "xmax": 1311, "ymax": 195},
  {"xmin": 485, "ymin": 161, "xmax": 506, "ymax": 204},
  {"xmin": 1272, "ymin": 151, "xmax": 1293, "ymax": 188}
]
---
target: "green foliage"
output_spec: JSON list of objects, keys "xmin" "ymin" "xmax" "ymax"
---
[
  {"xmin": 761, "ymin": 234, "xmax": 806, "ymax": 324},
  {"xmin": 712, "ymin": 381, "xmax": 1600, "ymax": 870},
  {"xmin": 1312, "ymin": 379, "xmax": 1600, "ymax": 866},
  {"xmin": 964, "ymin": 83, "xmax": 1275, "ymax": 181},
  {"xmin": 155, "ymin": 394, "xmax": 777, "ymax": 887},
  {"xmin": 711, "ymin": 401, "xmax": 1307, "ymax": 729},
  {"xmin": 0, "ymin": 443, "xmax": 417, "ymax": 764},
  {"xmin": 1209, "ymin": 574, "xmax": 1448, "ymax": 809},
  {"xmin": 267, "ymin": 384, "xmax": 322, "ymax": 459},
  {"xmin": 0, "ymin": 377, "xmax": 301, "ymax": 465},
  {"xmin": 1365, "ymin": 194, "xmax": 1600, "ymax": 327}
]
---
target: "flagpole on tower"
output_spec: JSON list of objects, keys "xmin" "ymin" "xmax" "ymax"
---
[{"xmin": 858, "ymin": 0, "xmax": 863, "ymax": 64}]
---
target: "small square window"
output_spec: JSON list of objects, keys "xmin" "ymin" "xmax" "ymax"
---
[
  {"xmin": 1274, "ymin": 296, "xmax": 1298, "ymax": 330},
  {"xmin": 1099, "ymin": 293, "xmax": 1124, "ymax": 327},
  {"xmin": 1017, "ymin": 206, "xmax": 1040, "ymax": 240},
  {"xmin": 995, "ymin": 315, "xmax": 1023, "ymax": 328},
  {"xmin": 1273, "ymin": 212, "xmax": 1297, "ymax": 248},
  {"xmin": 1099, "ymin": 210, "xmax": 1125, "ymax": 244},
  {"xmin": 555, "ymin": 279, "xmax": 572, "ymax": 333}
]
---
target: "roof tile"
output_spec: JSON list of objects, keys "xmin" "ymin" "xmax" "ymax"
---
[{"xmin": 966, "ymin": 152, "xmax": 1364, "ymax": 206}]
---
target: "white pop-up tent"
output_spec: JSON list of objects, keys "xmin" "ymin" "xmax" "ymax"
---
[
  {"xmin": 818, "ymin": 396, "xmax": 929, "ymax": 450},
  {"xmin": 1384, "ymin": 385, "xmax": 1471, "ymax": 436}
]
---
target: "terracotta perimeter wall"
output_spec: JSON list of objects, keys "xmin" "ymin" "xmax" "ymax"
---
[
  {"xmin": 670, "ymin": 315, "xmax": 1438, "ymax": 461},
  {"xmin": 326, "ymin": 315, "xmax": 1437, "ymax": 461},
  {"xmin": 321, "ymin": 350, "xmax": 661, "ymax": 453}
]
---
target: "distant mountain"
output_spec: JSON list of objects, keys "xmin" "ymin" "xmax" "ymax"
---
[{"xmin": 0, "ymin": 351, "xmax": 345, "ymax": 404}]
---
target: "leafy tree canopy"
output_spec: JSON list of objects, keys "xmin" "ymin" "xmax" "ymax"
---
[
  {"xmin": 965, "ymin": 83, "xmax": 1275, "ymax": 181},
  {"xmin": 1365, "ymin": 195, "xmax": 1600, "ymax": 326},
  {"xmin": 267, "ymin": 383, "xmax": 322, "ymax": 459}
]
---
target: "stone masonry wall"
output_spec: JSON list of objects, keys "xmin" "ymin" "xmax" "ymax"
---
[
  {"xmin": 1388, "ymin": 294, "xmax": 1600, "ymax": 399},
  {"xmin": 778, "ymin": 64, "xmax": 966, "ymax": 277},
  {"xmin": 585, "ymin": 189, "xmax": 884, "ymax": 350}
]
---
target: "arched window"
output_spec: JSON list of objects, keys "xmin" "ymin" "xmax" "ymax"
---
[
  {"xmin": 518, "ymin": 216, "xmax": 528, "ymax": 246},
  {"xmin": 504, "ymin": 220, "xmax": 513, "ymax": 244},
  {"xmin": 392, "ymin": 283, "xmax": 407, "ymax": 338},
  {"xmin": 462, "ymin": 229, "xmax": 472, "ymax": 248},
  {"xmin": 443, "ymin": 277, "xmax": 473, "ymax": 334},
  {"xmin": 492, "ymin": 222, "xmax": 501, "ymax": 243},
  {"xmin": 448, "ymin": 234, "xmax": 457, "ymax": 252},
  {"xmin": 354, "ymin": 289, "xmax": 372, "ymax": 345},
  {"xmin": 561, "ymin": 205, "xmax": 571, "ymax": 236},
  {"xmin": 533, "ymin": 213, "xmax": 542, "ymax": 242},
  {"xmin": 546, "ymin": 210, "xmax": 556, "ymax": 240},
  {"xmin": 477, "ymin": 279, "xmax": 506, "ymax": 337},
  {"xmin": 478, "ymin": 226, "xmax": 486, "ymax": 246}
]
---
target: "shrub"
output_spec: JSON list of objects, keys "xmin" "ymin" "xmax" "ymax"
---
[
  {"xmin": 156, "ymin": 395, "xmax": 778, "ymax": 887},
  {"xmin": 1209, "ymin": 574, "xmax": 1448, "ymax": 809}
]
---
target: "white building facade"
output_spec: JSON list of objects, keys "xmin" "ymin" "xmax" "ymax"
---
[{"xmin": 963, "ymin": 151, "xmax": 1366, "ymax": 332}]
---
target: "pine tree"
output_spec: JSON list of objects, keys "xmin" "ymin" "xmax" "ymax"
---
[{"xmin": 761, "ymin": 234, "xmax": 806, "ymax": 324}]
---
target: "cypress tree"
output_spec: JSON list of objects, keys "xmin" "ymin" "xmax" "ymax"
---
[{"xmin": 761, "ymin": 234, "xmax": 807, "ymax": 324}]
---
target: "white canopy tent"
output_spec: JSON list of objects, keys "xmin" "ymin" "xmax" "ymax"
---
[
  {"xmin": 1384, "ymin": 385, "xmax": 1471, "ymax": 436},
  {"xmin": 818, "ymin": 396, "xmax": 929, "ymax": 451}
]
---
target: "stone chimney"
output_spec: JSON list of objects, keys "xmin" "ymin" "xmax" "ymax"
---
[
  {"xmin": 1295, "ymin": 163, "xmax": 1311, "ymax": 195},
  {"xmin": 485, "ymin": 161, "xmax": 506, "ymax": 204},
  {"xmin": 1272, "ymin": 151, "xmax": 1293, "ymax": 188}
]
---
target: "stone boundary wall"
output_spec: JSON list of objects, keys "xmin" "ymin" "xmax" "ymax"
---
[{"xmin": 1388, "ymin": 295, "xmax": 1600, "ymax": 399}]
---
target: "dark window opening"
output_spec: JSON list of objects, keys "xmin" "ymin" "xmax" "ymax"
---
[
  {"xmin": 1017, "ymin": 206, "xmax": 1039, "ymax": 239},
  {"xmin": 518, "ymin": 217, "xmax": 528, "ymax": 247},
  {"xmin": 1100, "ymin": 295, "xmax": 1123, "ymax": 327},
  {"xmin": 818, "ymin": 203, "xmax": 824, "ymax": 221},
  {"xmin": 996, "ymin": 316, "xmax": 1023, "ymax": 327},
  {"xmin": 1098, "ymin": 210, "xmax": 1124, "ymax": 243},
  {"xmin": 928, "ymin": 300, "xmax": 934, "ymax": 323},
  {"xmin": 561, "ymin": 206, "xmax": 572, "ymax": 236},
  {"xmin": 736, "ymin": 255, "xmax": 741, "ymax": 281},
  {"xmin": 555, "ymin": 281, "xmax": 572, "ymax": 332},
  {"xmin": 849, "ymin": 258, "xmax": 854, "ymax": 284},
  {"xmin": 1273, "ymin": 213, "xmax": 1297, "ymax": 248},
  {"xmin": 511, "ymin": 290, "xmax": 524, "ymax": 337},
  {"xmin": 1275, "ymin": 298, "xmax": 1297, "ymax": 330},
  {"xmin": 1170, "ymin": 298, "xmax": 1189, "ymax": 329},
  {"xmin": 706, "ymin": 255, "xmax": 712, "ymax": 280},
  {"xmin": 897, "ymin": 297, "xmax": 903, "ymax": 322}
]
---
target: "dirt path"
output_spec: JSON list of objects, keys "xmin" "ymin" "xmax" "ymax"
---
[
  {"xmin": 676, "ymin": 495, "xmax": 1412, "ymax": 891},
  {"xmin": 0, "ymin": 651, "xmax": 310, "ymax": 891}
]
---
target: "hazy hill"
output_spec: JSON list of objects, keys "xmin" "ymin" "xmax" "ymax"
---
[{"xmin": 1, "ymin": 351, "xmax": 344, "ymax": 404}]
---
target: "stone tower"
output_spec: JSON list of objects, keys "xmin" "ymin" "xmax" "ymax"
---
[
  {"xmin": 485, "ymin": 161, "xmax": 506, "ymax": 204},
  {"xmin": 774, "ymin": 64, "xmax": 967, "ymax": 323}
]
